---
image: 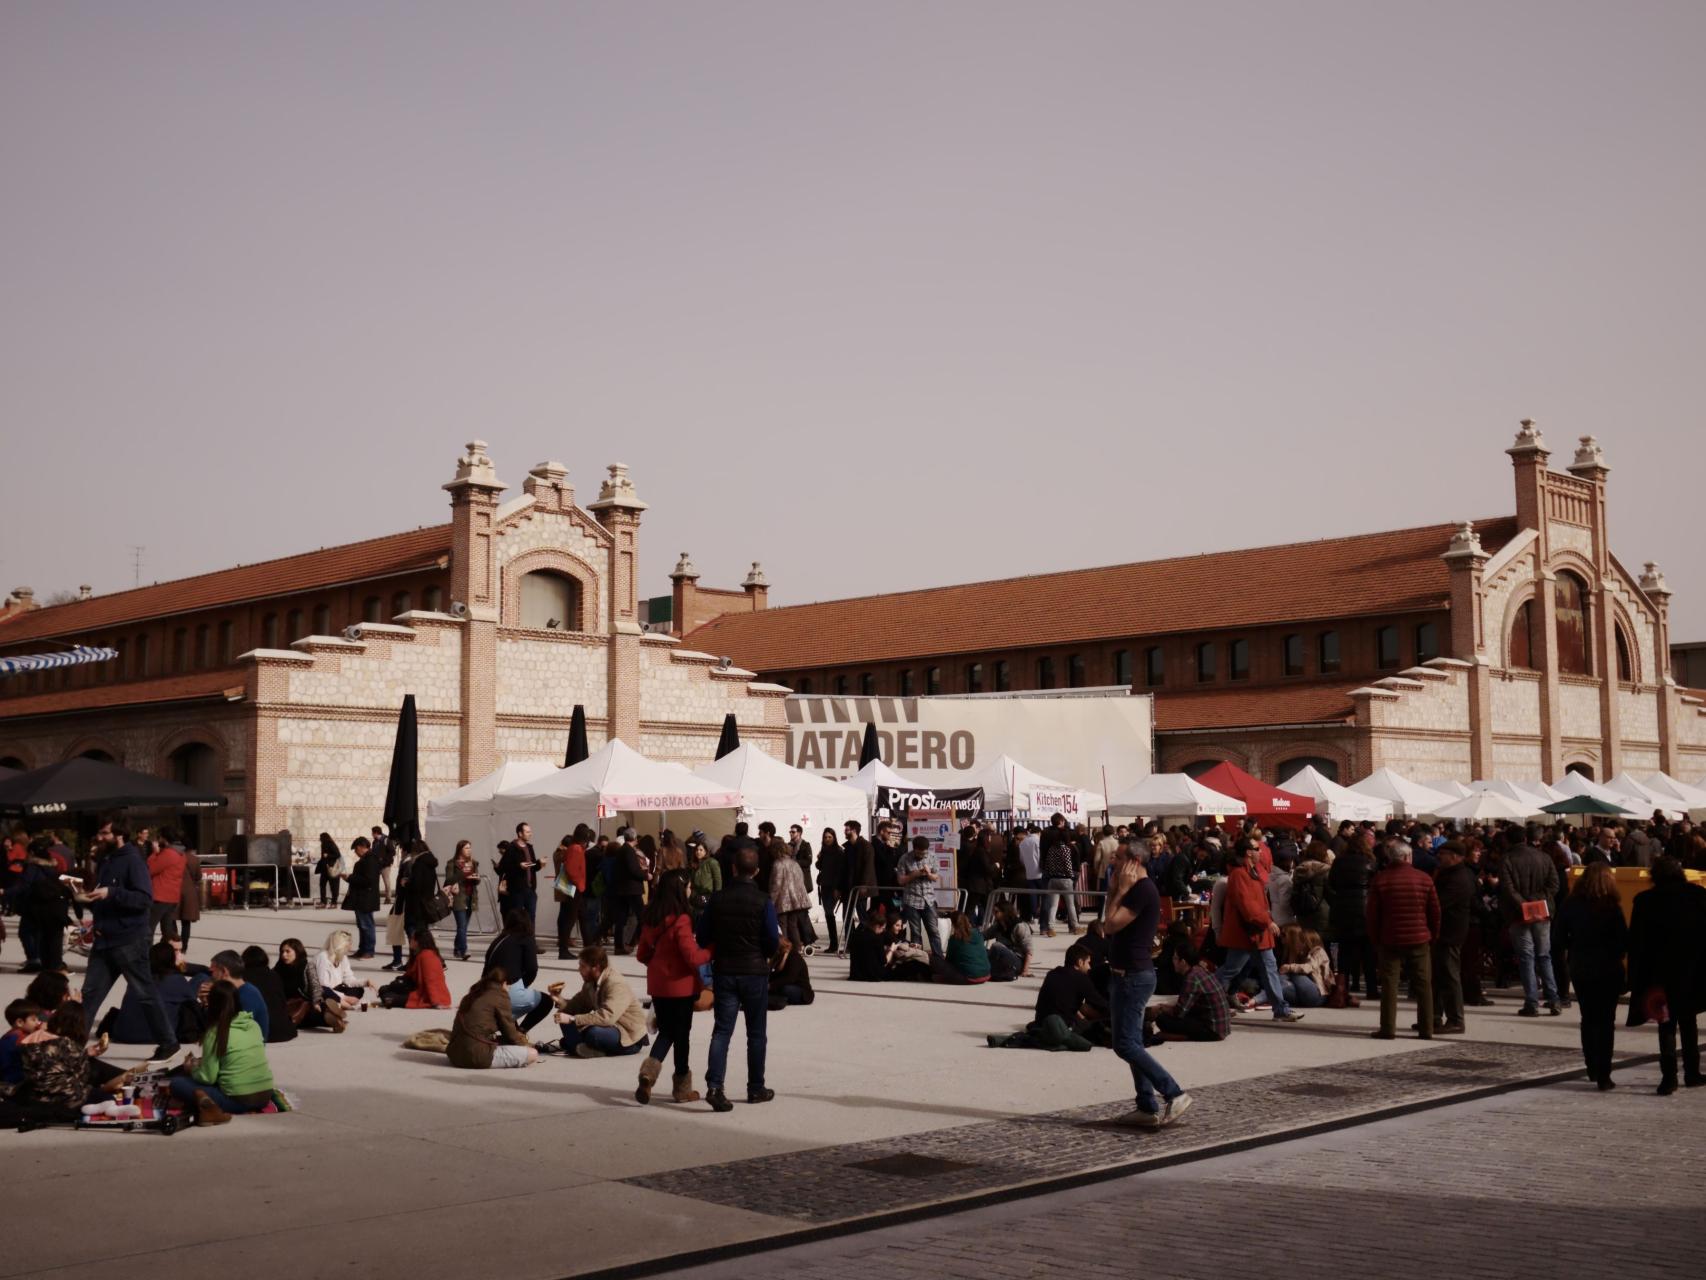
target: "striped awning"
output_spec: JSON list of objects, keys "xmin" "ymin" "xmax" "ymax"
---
[{"xmin": 0, "ymin": 645, "xmax": 119, "ymax": 677}]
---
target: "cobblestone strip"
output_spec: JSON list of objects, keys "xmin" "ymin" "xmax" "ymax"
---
[{"xmin": 623, "ymin": 1041, "xmax": 1607, "ymax": 1227}]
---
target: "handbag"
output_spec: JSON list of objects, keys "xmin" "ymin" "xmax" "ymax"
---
[
  {"xmin": 424, "ymin": 888, "xmax": 453, "ymax": 925},
  {"xmin": 1520, "ymin": 899, "xmax": 1550, "ymax": 924},
  {"xmin": 286, "ymin": 996, "xmax": 312, "ymax": 1026},
  {"xmin": 553, "ymin": 866, "xmax": 576, "ymax": 902}
]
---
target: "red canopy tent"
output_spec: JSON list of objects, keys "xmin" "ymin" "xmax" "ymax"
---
[{"xmin": 1194, "ymin": 762, "xmax": 1315, "ymax": 830}]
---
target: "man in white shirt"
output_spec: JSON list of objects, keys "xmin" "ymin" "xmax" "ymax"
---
[{"xmin": 1018, "ymin": 826, "xmax": 1043, "ymax": 921}]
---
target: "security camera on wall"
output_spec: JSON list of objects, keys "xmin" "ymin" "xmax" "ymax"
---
[
  {"xmin": 450, "ymin": 601, "xmax": 469, "ymax": 619},
  {"xmin": 342, "ymin": 625, "xmax": 362, "ymax": 642},
  {"xmin": 718, "ymin": 655, "xmax": 732, "ymax": 670}
]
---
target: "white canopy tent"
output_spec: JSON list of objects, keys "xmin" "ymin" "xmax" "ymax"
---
[
  {"xmin": 1643, "ymin": 772, "xmax": 1706, "ymax": 817},
  {"xmin": 962, "ymin": 753, "xmax": 1104, "ymax": 821},
  {"xmin": 693, "ymin": 745, "xmax": 868, "ymax": 844},
  {"xmin": 1604, "ymin": 772, "xmax": 1684, "ymax": 820},
  {"xmin": 494, "ymin": 740, "xmax": 743, "ymax": 842},
  {"xmin": 1465, "ymin": 779, "xmax": 1552, "ymax": 818},
  {"xmin": 1107, "ymin": 773, "xmax": 1247, "ymax": 819},
  {"xmin": 1277, "ymin": 765, "xmax": 1393, "ymax": 823},
  {"xmin": 425, "ymin": 759, "xmax": 558, "ymax": 861},
  {"xmin": 1420, "ymin": 779, "xmax": 1474, "ymax": 801},
  {"xmin": 1347, "ymin": 768, "xmax": 1456, "ymax": 818},
  {"xmin": 845, "ymin": 759, "xmax": 928, "ymax": 803},
  {"xmin": 1433, "ymin": 791, "xmax": 1536, "ymax": 824},
  {"xmin": 1550, "ymin": 769, "xmax": 1661, "ymax": 815}
]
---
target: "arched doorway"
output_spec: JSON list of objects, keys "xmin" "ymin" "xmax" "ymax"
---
[
  {"xmin": 1180, "ymin": 760, "xmax": 1221, "ymax": 780},
  {"xmin": 0, "ymin": 754, "xmax": 27, "ymax": 772},
  {"xmin": 168, "ymin": 742, "xmax": 221, "ymax": 850},
  {"xmin": 79, "ymin": 749, "xmax": 115, "ymax": 763},
  {"xmin": 1276, "ymin": 756, "xmax": 1339, "ymax": 784},
  {"xmin": 1564, "ymin": 761, "xmax": 1595, "ymax": 780}
]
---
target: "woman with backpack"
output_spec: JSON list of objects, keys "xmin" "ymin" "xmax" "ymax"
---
[{"xmin": 632, "ymin": 870, "xmax": 712, "ymax": 1106}]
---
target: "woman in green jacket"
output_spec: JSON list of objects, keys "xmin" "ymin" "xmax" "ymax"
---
[{"xmin": 169, "ymin": 981, "xmax": 276, "ymax": 1124}]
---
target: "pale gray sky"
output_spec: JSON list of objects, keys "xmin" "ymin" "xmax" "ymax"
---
[{"xmin": 3, "ymin": 2, "xmax": 1703, "ymax": 636}]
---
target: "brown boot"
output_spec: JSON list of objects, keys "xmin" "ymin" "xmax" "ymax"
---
[
  {"xmin": 196, "ymin": 1096, "xmax": 232, "ymax": 1127},
  {"xmin": 635, "ymin": 1056, "xmax": 662, "ymax": 1105},
  {"xmin": 672, "ymin": 1071, "xmax": 701, "ymax": 1104},
  {"xmin": 323, "ymin": 1000, "xmax": 347, "ymax": 1034}
]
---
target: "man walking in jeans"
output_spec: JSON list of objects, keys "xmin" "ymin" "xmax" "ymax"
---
[
  {"xmin": 78, "ymin": 821, "xmax": 180, "ymax": 1064},
  {"xmin": 1501, "ymin": 831, "xmax": 1563, "ymax": 1017},
  {"xmin": 1103, "ymin": 839, "xmax": 1191, "ymax": 1128},
  {"xmin": 697, "ymin": 846, "xmax": 779, "ymax": 1113}
]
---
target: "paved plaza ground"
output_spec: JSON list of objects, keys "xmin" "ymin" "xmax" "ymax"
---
[{"xmin": 2, "ymin": 904, "xmax": 1698, "ymax": 1280}]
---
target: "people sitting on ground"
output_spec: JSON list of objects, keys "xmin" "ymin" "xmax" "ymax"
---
[
  {"xmin": 274, "ymin": 936, "xmax": 341, "ymax": 1031},
  {"xmin": 23, "ymin": 970, "xmax": 73, "ymax": 1019},
  {"xmin": 168, "ymin": 980, "xmax": 277, "ymax": 1124},
  {"xmin": 1078, "ymin": 919, "xmax": 1112, "ymax": 998},
  {"xmin": 482, "ymin": 908, "xmax": 554, "ymax": 1033},
  {"xmin": 1033, "ymin": 943, "xmax": 1109, "ymax": 1042},
  {"xmin": 207, "ymin": 950, "xmax": 271, "ymax": 1041},
  {"xmin": 5, "ymin": 1001, "xmax": 131, "ymax": 1124},
  {"xmin": 547, "ymin": 945, "xmax": 649, "ymax": 1058},
  {"xmin": 447, "ymin": 967, "xmax": 537, "ymax": 1070},
  {"xmin": 981, "ymin": 902, "xmax": 1035, "ymax": 980},
  {"xmin": 403, "ymin": 929, "xmax": 453, "ymax": 1009},
  {"xmin": 101, "ymin": 941, "xmax": 204, "ymax": 1045},
  {"xmin": 1148, "ymin": 942, "xmax": 1232, "ymax": 1042},
  {"xmin": 241, "ymin": 945, "xmax": 297, "ymax": 1043},
  {"xmin": 846, "ymin": 906, "xmax": 933, "ymax": 981},
  {"xmin": 1, "ymin": 999, "xmax": 40, "ymax": 1092},
  {"xmin": 940, "ymin": 912, "xmax": 994, "ymax": 984},
  {"xmin": 768, "ymin": 938, "xmax": 815, "ymax": 1009},
  {"xmin": 314, "ymin": 930, "xmax": 371, "ymax": 1017},
  {"xmin": 1276, "ymin": 925, "xmax": 1333, "ymax": 1009}
]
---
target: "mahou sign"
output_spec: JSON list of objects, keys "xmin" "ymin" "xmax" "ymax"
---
[{"xmin": 783, "ymin": 692, "xmax": 1154, "ymax": 799}]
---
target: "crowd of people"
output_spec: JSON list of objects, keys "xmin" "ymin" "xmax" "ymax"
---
[{"xmin": 2, "ymin": 801, "xmax": 1704, "ymax": 1133}]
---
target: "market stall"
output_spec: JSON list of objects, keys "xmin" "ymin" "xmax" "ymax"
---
[
  {"xmin": 1106, "ymin": 772, "xmax": 1247, "ymax": 819},
  {"xmin": 692, "ymin": 744, "xmax": 867, "ymax": 843},
  {"xmin": 1277, "ymin": 765, "xmax": 1392, "ymax": 824}
]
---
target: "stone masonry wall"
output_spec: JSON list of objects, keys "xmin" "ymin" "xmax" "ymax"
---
[{"xmin": 496, "ymin": 633, "xmax": 609, "ymax": 719}]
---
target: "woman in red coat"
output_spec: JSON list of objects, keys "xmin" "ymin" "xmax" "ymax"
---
[
  {"xmin": 404, "ymin": 929, "xmax": 453, "ymax": 1009},
  {"xmin": 633, "ymin": 871, "xmax": 712, "ymax": 1106}
]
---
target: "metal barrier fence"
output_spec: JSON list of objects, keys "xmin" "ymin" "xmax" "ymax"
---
[
  {"xmin": 428, "ymin": 873, "xmax": 503, "ymax": 943},
  {"xmin": 836, "ymin": 884, "xmax": 968, "ymax": 954},
  {"xmin": 984, "ymin": 884, "xmax": 1112, "ymax": 929}
]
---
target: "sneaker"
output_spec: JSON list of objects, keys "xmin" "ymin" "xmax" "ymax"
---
[
  {"xmin": 1124, "ymin": 1105, "xmax": 1162, "ymax": 1129},
  {"xmin": 706, "ymin": 1089, "xmax": 733, "ymax": 1113},
  {"xmin": 381, "ymin": 961, "xmax": 402, "ymax": 972},
  {"xmin": 1274, "ymin": 1011, "xmax": 1304, "ymax": 1023},
  {"xmin": 1517, "ymin": 1005, "xmax": 1541, "ymax": 1018},
  {"xmin": 746, "ymin": 1087, "xmax": 775, "ymax": 1104},
  {"xmin": 1163, "ymin": 1093, "xmax": 1193, "ymax": 1126}
]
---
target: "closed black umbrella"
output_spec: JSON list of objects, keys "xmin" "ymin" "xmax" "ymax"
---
[
  {"xmin": 382, "ymin": 694, "xmax": 421, "ymax": 847},
  {"xmin": 566, "ymin": 704, "xmax": 590, "ymax": 767},
  {"xmin": 715, "ymin": 713, "xmax": 741, "ymax": 760},
  {"xmin": 859, "ymin": 722, "xmax": 881, "ymax": 767}
]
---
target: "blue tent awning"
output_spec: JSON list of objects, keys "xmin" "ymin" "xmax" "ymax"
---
[{"xmin": 0, "ymin": 645, "xmax": 119, "ymax": 677}]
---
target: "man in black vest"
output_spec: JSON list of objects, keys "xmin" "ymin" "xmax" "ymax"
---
[{"xmin": 695, "ymin": 846, "xmax": 779, "ymax": 1112}]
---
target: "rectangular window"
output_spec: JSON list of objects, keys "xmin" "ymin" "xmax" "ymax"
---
[
  {"xmin": 925, "ymin": 666, "xmax": 942, "ymax": 696},
  {"xmin": 1376, "ymin": 625, "xmax": 1400, "ymax": 669},
  {"xmin": 859, "ymin": 673, "xmax": 875, "ymax": 696},
  {"xmin": 898, "ymin": 670, "xmax": 915, "ymax": 696},
  {"xmin": 1144, "ymin": 646, "xmax": 1164, "ymax": 687},
  {"xmin": 1067, "ymin": 654, "xmax": 1086, "ymax": 688},
  {"xmin": 1113, "ymin": 649, "xmax": 1132, "ymax": 686},
  {"xmin": 1283, "ymin": 634, "xmax": 1305, "ymax": 677},
  {"xmin": 1229, "ymin": 638, "xmax": 1250, "ymax": 681},
  {"xmin": 965, "ymin": 663, "xmax": 983, "ymax": 693},
  {"xmin": 134, "ymin": 634, "xmax": 150, "ymax": 678},
  {"xmin": 1319, "ymin": 631, "xmax": 1341, "ymax": 674},
  {"xmin": 172, "ymin": 628, "xmax": 188, "ymax": 673},
  {"xmin": 218, "ymin": 621, "xmax": 234, "ymax": 663},
  {"xmin": 1036, "ymin": 656, "xmax": 1055, "ymax": 689},
  {"xmin": 1195, "ymin": 642, "xmax": 1217, "ymax": 683},
  {"xmin": 1415, "ymin": 622, "xmax": 1440, "ymax": 663},
  {"xmin": 994, "ymin": 660, "xmax": 1011, "ymax": 692},
  {"xmin": 194, "ymin": 624, "xmax": 210, "ymax": 669}
]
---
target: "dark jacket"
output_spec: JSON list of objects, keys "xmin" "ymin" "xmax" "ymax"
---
[
  {"xmin": 1434, "ymin": 861, "xmax": 1477, "ymax": 947},
  {"xmin": 1366, "ymin": 863, "xmax": 1441, "ymax": 948},
  {"xmin": 1326, "ymin": 851, "xmax": 1372, "ymax": 942},
  {"xmin": 1553, "ymin": 895, "xmax": 1629, "ymax": 993},
  {"xmin": 768, "ymin": 946, "xmax": 815, "ymax": 1007},
  {"xmin": 345, "ymin": 852, "xmax": 382, "ymax": 915},
  {"xmin": 244, "ymin": 962, "xmax": 298, "ymax": 1043},
  {"xmin": 791, "ymin": 840, "xmax": 813, "ymax": 883},
  {"xmin": 816, "ymin": 840, "xmax": 846, "ymax": 896},
  {"xmin": 1500, "ymin": 844, "xmax": 1560, "ymax": 922},
  {"xmin": 90, "ymin": 843, "xmax": 155, "ymax": 949},
  {"xmin": 846, "ymin": 837, "xmax": 877, "ymax": 895},
  {"xmin": 696, "ymin": 878, "xmax": 779, "ymax": 977},
  {"xmin": 612, "ymin": 843, "xmax": 647, "ymax": 897},
  {"xmin": 482, "ymin": 932, "xmax": 539, "ymax": 988},
  {"xmin": 1625, "ymin": 879, "xmax": 1706, "ymax": 1027},
  {"xmin": 401, "ymin": 850, "xmax": 439, "ymax": 915},
  {"xmin": 848, "ymin": 925, "xmax": 889, "ymax": 982}
]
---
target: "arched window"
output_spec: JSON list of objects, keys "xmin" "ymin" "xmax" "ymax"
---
[
  {"xmin": 1565, "ymin": 761, "xmax": 1596, "ymax": 780},
  {"xmin": 1277, "ymin": 756, "xmax": 1339, "ymax": 784},
  {"xmin": 261, "ymin": 614, "xmax": 280, "ymax": 649},
  {"xmin": 1510, "ymin": 600, "xmax": 1535, "ymax": 669},
  {"xmin": 834, "ymin": 675, "xmax": 848, "ymax": 696},
  {"xmin": 1067, "ymin": 655, "xmax": 1086, "ymax": 688},
  {"xmin": 1283, "ymin": 634, "xmax": 1305, "ymax": 677},
  {"xmin": 1555, "ymin": 572, "xmax": 1593, "ymax": 675},
  {"xmin": 1229, "ymin": 639, "xmax": 1250, "ymax": 681},
  {"xmin": 363, "ymin": 596, "xmax": 382, "ymax": 623},
  {"xmin": 1615, "ymin": 627, "xmax": 1633, "ymax": 683},
  {"xmin": 194, "ymin": 624, "xmax": 211, "ymax": 668},
  {"xmin": 312, "ymin": 605, "xmax": 331, "ymax": 636},
  {"xmin": 796, "ymin": 676, "xmax": 813, "ymax": 694},
  {"xmin": 1112, "ymin": 649, "xmax": 1132, "ymax": 686},
  {"xmin": 286, "ymin": 609, "xmax": 304, "ymax": 642},
  {"xmin": 1195, "ymin": 642, "xmax": 1217, "ymax": 683},
  {"xmin": 1318, "ymin": 631, "xmax": 1341, "ymax": 674},
  {"xmin": 133, "ymin": 633, "xmax": 150, "ymax": 678},
  {"xmin": 925, "ymin": 666, "xmax": 942, "ymax": 695},
  {"xmin": 391, "ymin": 591, "xmax": 412, "ymax": 618},
  {"xmin": 1180, "ymin": 760, "xmax": 1220, "ymax": 780},
  {"xmin": 994, "ymin": 661, "xmax": 1011, "ymax": 692},
  {"xmin": 171, "ymin": 627, "xmax": 189, "ymax": 672},
  {"xmin": 859, "ymin": 673, "xmax": 876, "ymax": 696},
  {"xmin": 1375, "ymin": 625, "xmax": 1400, "ymax": 669},
  {"xmin": 517, "ymin": 571, "xmax": 580, "ymax": 630},
  {"xmin": 217, "ymin": 621, "xmax": 234, "ymax": 662},
  {"xmin": 422, "ymin": 585, "xmax": 443, "ymax": 612},
  {"xmin": 1415, "ymin": 622, "xmax": 1440, "ymax": 664},
  {"xmin": 1036, "ymin": 656, "xmax": 1055, "ymax": 689},
  {"xmin": 965, "ymin": 662, "xmax": 984, "ymax": 693},
  {"xmin": 1143, "ymin": 646, "xmax": 1165, "ymax": 687},
  {"xmin": 898, "ymin": 670, "xmax": 915, "ymax": 697}
]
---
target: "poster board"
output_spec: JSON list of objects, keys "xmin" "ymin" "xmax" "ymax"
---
[{"xmin": 906, "ymin": 806, "xmax": 959, "ymax": 910}]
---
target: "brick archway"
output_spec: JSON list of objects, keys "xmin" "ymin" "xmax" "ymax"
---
[
  {"xmin": 1158, "ymin": 742, "xmax": 1250, "ymax": 776},
  {"xmin": 1265, "ymin": 741, "xmax": 1354, "ymax": 785},
  {"xmin": 0, "ymin": 747, "xmax": 34, "ymax": 771},
  {"xmin": 500, "ymin": 548, "xmax": 601, "ymax": 632},
  {"xmin": 63, "ymin": 735, "xmax": 125, "ymax": 766},
  {"xmin": 155, "ymin": 725, "xmax": 230, "ymax": 779}
]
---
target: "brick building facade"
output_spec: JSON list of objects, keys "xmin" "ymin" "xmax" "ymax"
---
[
  {"xmin": 682, "ymin": 424, "xmax": 1706, "ymax": 788},
  {"xmin": 0, "ymin": 443, "xmax": 788, "ymax": 847}
]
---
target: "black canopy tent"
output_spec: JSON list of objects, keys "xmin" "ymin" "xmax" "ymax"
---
[{"xmin": 0, "ymin": 757, "xmax": 225, "ymax": 823}]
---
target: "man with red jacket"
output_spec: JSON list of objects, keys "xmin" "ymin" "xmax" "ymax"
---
[
  {"xmin": 1366, "ymin": 840, "xmax": 1441, "ymax": 1039},
  {"xmin": 146, "ymin": 835, "xmax": 186, "ymax": 945},
  {"xmin": 1213, "ymin": 839, "xmax": 1304, "ymax": 1023}
]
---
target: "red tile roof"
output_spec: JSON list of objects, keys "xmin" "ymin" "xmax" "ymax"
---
[
  {"xmin": 0, "ymin": 525, "xmax": 451, "ymax": 646},
  {"xmin": 0, "ymin": 670, "xmax": 245, "ymax": 721},
  {"xmin": 1154, "ymin": 683, "xmax": 1359, "ymax": 732},
  {"xmin": 685, "ymin": 517, "xmax": 1517, "ymax": 672}
]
